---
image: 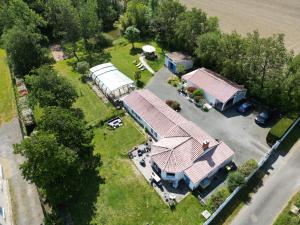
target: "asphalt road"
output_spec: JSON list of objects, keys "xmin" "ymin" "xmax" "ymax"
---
[
  {"xmin": 146, "ymin": 67, "xmax": 270, "ymax": 165},
  {"xmin": 0, "ymin": 119, "xmax": 44, "ymax": 225},
  {"xmin": 231, "ymin": 140, "xmax": 300, "ymax": 225}
]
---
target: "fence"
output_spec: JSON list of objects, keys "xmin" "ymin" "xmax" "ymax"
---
[{"xmin": 203, "ymin": 116, "xmax": 300, "ymax": 225}]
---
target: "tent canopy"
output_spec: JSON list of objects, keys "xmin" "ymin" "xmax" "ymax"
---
[{"xmin": 142, "ymin": 45, "xmax": 156, "ymax": 53}]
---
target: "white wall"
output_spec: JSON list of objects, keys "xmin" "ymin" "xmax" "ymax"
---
[
  {"xmin": 186, "ymin": 81, "xmax": 217, "ymax": 105},
  {"xmin": 233, "ymin": 90, "xmax": 247, "ymax": 104},
  {"xmin": 176, "ymin": 60, "xmax": 193, "ymax": 72}
]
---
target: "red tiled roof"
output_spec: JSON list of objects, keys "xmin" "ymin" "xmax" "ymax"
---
[
  {"xmin": 123, "ymin": 89, "xmax": 235, "ymax": 182},
  {"xmin": 184, "ymin": 142, "xmax": 235, "ymax": 184},
  {"xmin": 182, "ymin": 68, "xmax": 246, "ymax": 103},
  {"xmin": 122, "ymin": 89, "xmax": 186, "ymax": 137}
]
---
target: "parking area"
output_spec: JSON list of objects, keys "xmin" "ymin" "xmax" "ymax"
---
[{"xmin": 147, "ymin": 67, "xmax": 270, "ymax": 165}]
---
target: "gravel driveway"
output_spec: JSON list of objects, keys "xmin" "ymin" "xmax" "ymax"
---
[
  {"xmin": 147, "ymin": 67, "xmax": 270, "ymax": 165},
  {"xmin": 0, "ymin": 118, "xmax": 43, "ymax": 225}
]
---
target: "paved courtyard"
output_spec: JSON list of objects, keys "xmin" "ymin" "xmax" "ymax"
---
[
  {"xmin": 130, "ymin": 143, "xmax": 190, "ymax": 203},
  {"xmin": 146, "ymin": 67, "xmax": 270, "ymax": 165}
]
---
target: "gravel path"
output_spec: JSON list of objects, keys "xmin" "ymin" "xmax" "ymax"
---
[{"xmin": 0, "ymin": 118, "xmax": 44, "ymax": 225}]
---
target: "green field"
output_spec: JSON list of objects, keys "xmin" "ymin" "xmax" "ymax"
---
[
  {"xmin": 274, "ymin": 190, "xmax": 300, "ymax": 225},
  {"xmin": 54, "ymin": 61, "xmax": 207, "ymax": 225},
  {"xmin": 0, "ymin": 49, "xmax": 16, "ymax": 124}
]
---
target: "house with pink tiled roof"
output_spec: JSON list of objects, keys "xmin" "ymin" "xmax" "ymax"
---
[
  {"xmin": 122, "ymin": 89, "xmax": 234, "ymax": 190},
  {"xmin": 182, "ymin": 68, "xmax": 247, "ymax": 111}
]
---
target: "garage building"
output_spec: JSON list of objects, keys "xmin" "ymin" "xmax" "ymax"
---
[
  {"xmin": 89, "ymin": 63, "xmax": 135, "ymax": 99},
  {"xmin": 182, "ymin": 68, "xmax": 247, "ymax": 111}
]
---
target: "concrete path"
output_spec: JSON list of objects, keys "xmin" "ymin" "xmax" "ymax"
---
[
  {"xmin": 0, "ymin": 119, "xmax": 44, "ymax": 225},
  {"xmin": 139, "ymin": 56, "xmax": 155, "ymax": 74},
  {"xmin": 230, "ymin": 140, "xmax": 300, "ymax": 225}
]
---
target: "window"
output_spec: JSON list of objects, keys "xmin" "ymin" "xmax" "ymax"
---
[{"xmin": 167, "ymin": 172, "xmax": 175, "ymax": 177}]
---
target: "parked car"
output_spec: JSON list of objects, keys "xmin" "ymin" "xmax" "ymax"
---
[
  {"xmin": 237, "ymin": 102, "xmax": 253, "ymax": 114},
  {"xmin": 139, "ymin": 158, "xmax": 146, "ymax": 167},
  {"xmin": 255, "ymin": 110, "xmax": 270, "ymax": 125}
]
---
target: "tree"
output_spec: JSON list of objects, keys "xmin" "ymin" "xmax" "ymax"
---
[
  {"xmin": 244, "ymin": 32, "xmax": 291, "ymax": 106},
  {"xmin": 134, "ymin": 70, "xmax": 141, "ymax": 82},
  {"xmin": 96, "ymin": 0, "xmax": 121, "ymax": 31},
  {"xmin": 117, "ymin": 0, "xmax": 150, "ymax": 36},
  {"xmin": 25, "ymin": 65, "xmax": 78, "ymax": 108},
  {"xmin": 79, "ymin": 0, "xmax": 102, "ymax": 46},
  {"xmin": 124, "ymin": 26, "xmax": 140, "ymax": 49},
  {"xmin": 227, "ymin": 171, "xmax": 245, "ymax": 192},
  {"xmin": 195, "ymin": 32, "xmax": 222, "ymax": 69},
  {"xmin": 38, "ymin": 106, "xmax": 93, "ymax": 160},
  {"xmin": 175, "ymin": 8, "xmax": 219, "ymax": 53},
  {"xmin": 1, "ymin": 25, "xmax": 49, "ymax": 76},
  {"xmin": 77, "ymin": 61, "xmax": 90, "ymax": 76},
  {"xmin": 46, "ymin": 0, "xmax": 81, "ymax": 60},
  {"xmin": 1, "ymin": 0, "xmax": 46, "ymax": 33},
  {"xmin": 152, "ymin": 0, "xmax": 186, "ymax": 49},
  {"xmin": 14, "ymin": 132, "xmax": 81, "ymax": 205}
]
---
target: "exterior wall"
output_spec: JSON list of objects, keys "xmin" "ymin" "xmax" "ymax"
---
[
  {"xmin": 161, "ymin": 171, "xmax": 184, "ymax": 182},
  {"xmin": 186, "ymin": 81, "xmax": 217, "ymax": 105},
  {"xmin": 176, "ymin": 60, "xmax": 193, "ymax": 73},
  {"xmin": 233, "ymin": 90, "xmax": 247, "ymax": 104},
  {"xmin": 165, "ymin": 56, "xmax": 193, "ymax": 74},
  {"xmin": 123, "ymin": 102, "xmax": 160, "ymax": 140}
]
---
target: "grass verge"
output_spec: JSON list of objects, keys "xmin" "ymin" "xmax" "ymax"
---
[{"xmin": 0, "ymin": 49, "xmax": 16, "ymax": 124}]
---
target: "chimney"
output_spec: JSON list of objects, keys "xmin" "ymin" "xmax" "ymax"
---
[{"xmin": 202, "ymin": 140, "xmax": 209, "ymax": 150}]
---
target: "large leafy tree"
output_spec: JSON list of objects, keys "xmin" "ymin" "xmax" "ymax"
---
[
  {"xmin": 79, "ymin": 0, "xmax": 102, "ymax": 46},
  {"xmin": 25, "ymin": 65, "xmax": 78, "ymax": 108},
  {"xmin": 14, "ymin": 132, "xmax": 81, "ymax": 206},
  {"xmin": 38, "ymin": 106, "xmax": 93, "ymax": 160},
  {"xmin": 0, "ymin": 0, "xmax": 46, "ymax": 34},
  {"xmin": 124, "ymin": 26, "xmax": 140, "ymax": 49},
  {"xmin": 96, "ymin": 0, "xmax": 121, "ymax": 31},
  {"xmin": 117, "ymin": 0, "xmax": 150, "ymax": 36},
  {"xmin": 2, "ymin": 25, "xmax": 48, "ymax": 76},
  {"xmin": 152, "ymin": 0, "xmax": 186, "ymax": 49},
  {"xmin": 46, "ymin": 0, "xmax": 81, "ymax": 59},
  {"xmin": 175, "ymin": 8, "xmax": 219, "ymax": 53}
]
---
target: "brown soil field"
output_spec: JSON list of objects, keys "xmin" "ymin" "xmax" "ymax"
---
[{"xmin": 180, "ymin": 0, "xmax": 300, "ymax": 53}]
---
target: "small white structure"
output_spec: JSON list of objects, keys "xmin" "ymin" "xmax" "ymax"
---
[
  {"xmin": 165, "ymin": 52, "xmax": 193, "ymax": 74},
  {"xmin": 89, "ymin": 63, "xmax": 135, "ymax": 99},
  {"xmin": 142, "ymin": 45, "xmax": 156, "ymax": 59}
]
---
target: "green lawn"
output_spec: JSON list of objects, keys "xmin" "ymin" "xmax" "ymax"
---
[
  {"xmin": 273, "ymin": 190, "xmax": 300, "ymax": 225},
  {"xmin": 0, "ymin": 49, "xmax": 16, "ymax": 124},
  {"xmin": 54, "ymin": 60, "xmax": 115, "ymax": 124},
  {"xmin": 54, "ymin": 61, "xmax": 207, "ymax": 225}
]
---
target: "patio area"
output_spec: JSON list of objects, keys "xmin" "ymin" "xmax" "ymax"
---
[{"xmin": 130, "ymin": 141, "xmax": 190, "ymax": 204}]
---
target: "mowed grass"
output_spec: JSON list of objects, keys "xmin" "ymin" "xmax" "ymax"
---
[
  {"xmin": 0, "ymin": 49, "xmax": 16, "ymax": 124},
  {"xmin": 55, "ymin": 61, "xmax": 206, "ymax": 225},
  {"xmin": 273, "ymin": 190, "xmax": 300, "ymax": 225},
  {"xmin": 106, "ymin": 40, "xmax": 164, "ymax": 86},
  {"xmin": 54, "ymin": 60, "xmax": 115, "ymax": 123}
]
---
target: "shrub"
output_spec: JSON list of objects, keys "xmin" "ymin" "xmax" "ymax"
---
[
  {"xmin": 194, "ymin": 95, "xmax": 202, "ymax": 103},
  {"xmin": 76, "ymin": 61, "xmax": 90, "ymax": 75},
  {"xmin": 166, "ymin": 100, "xmax": 181, "ymax": 111},
  {"xmin": 186, "ymin": 86, "xmax": 197, "ymax": 93},
  {"xmin": 96, "ymin": 33, "xmax": 113, "ymax": 48},
  {"xmin": 227, "ymin": 171, "xmax": 245, "ymax": 192},
  {"xmin": 238, "ymin": 159, "xmax": 258, "ymax": 177},
  {"xmin": 208, "ymin": 187, "xmax": 230, "ymax": 211},
  {"xmin": 192, "ymin": 88, "xmax": 204, "ymax": 97},
  {"xmin": 267, "ymin": 118, "xmax": 294, "ymax": 144}
]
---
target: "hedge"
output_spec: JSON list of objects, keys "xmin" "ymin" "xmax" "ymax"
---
[{"xmin": 267, "ymin": 117, "xmax": 294, "ymax": 144}]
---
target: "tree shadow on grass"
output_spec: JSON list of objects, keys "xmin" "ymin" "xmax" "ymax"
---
[
  {"xmin": 67, "ymin": 155, "xmax": 105, "ymax": 225},
  {"xmin": 130, "ymin": 47, "xmax": 142, "ymax": 56}
]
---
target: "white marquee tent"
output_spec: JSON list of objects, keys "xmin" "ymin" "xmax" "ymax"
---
[{"xmin": 89, "ymin": 63, "xmax": 135, "ymax": 98}]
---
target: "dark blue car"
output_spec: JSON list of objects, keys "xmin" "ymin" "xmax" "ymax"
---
[{"xmin": 237, "ymin": 102, "xmax": 253, "ymax": 113}]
